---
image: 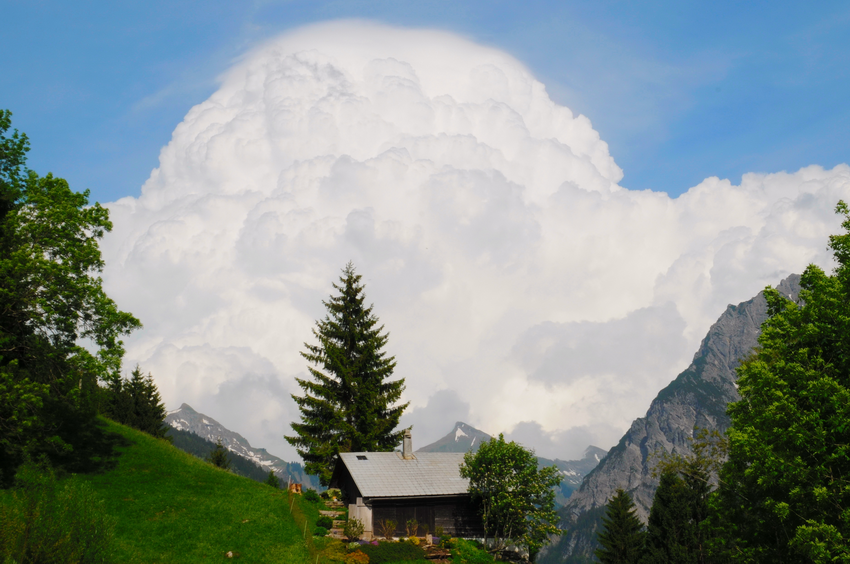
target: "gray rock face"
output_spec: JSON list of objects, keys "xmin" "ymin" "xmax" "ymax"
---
[
  {"xmin": 543, "ymin": 274, "xmax": 801, "ymax": 564},
  {"xmin": 165, "ymin": 403, "xmax": 319, "ymax": 489}
]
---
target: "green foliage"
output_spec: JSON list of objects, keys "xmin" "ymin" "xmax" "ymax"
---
[
  {"xmin": 595, "ymin": 489, "xmax": 645, "ymax": 564},
  {"xmin": 460, "ymin": 433, "xmax": 561, "ymax": 557},
  {"xmin": 103, "ymin": 365, "xmax": 168, "ymax": 439},
  {"xmin": 451, "ymin": 538, "xmax": 496, "ymax": 564},
  {"xmin": 317, "ymin": 515, "xmax": 335, "ymax": 529},
  {"xmin": 0, "ymin": 461, "xmax": 116, "ymax": 563},
  {"xmin": 314, "ymin": 526, "xmax": 329, "ymax": 537},
  {"xmin": 344, "ymin": 516, "xmax": 365, "ymax": 541},
  {"xmin": 0, "ymin": 110, "xmax": 140, "ymax": 483},
  {"xmin": 358, "ymin": 540, "xmax": 425, "ymax": 564},
  {"xmin": 304, "ymin": 488, "xmax": 322, "ymax": 503},
  {"xmin": 266, "ymin": 470, "xmax": 281, "ymax": 489},
  {"xmin": 206, "ymin": 438, "xmax": 231, "ymax": 471},
  {"xmin": 285, "ymin": 263, "xmax": 408, "ymax": 486},
  {"xmin": 641, "ymin": 468, "xmax": 710, "ymax": 564},
  {"xmin": 713, "ymin": 201, "xmax": 850, "ymax": 563}
]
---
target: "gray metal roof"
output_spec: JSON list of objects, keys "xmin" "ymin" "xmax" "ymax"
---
[{"xmin": 338, "ymin": 452, "xmax": 469, "ymax": 498}]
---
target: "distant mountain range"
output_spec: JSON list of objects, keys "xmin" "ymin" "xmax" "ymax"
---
[
  {"xmin": 540, "ymin": 274, "xmax": 802, "ymax": 564},
  {"xmin": 165, "ymin": 403, "xmax": 320, "ymax": 490},
  {"xmin": 418, "ymin": 421, "xmax": 607, "ymax": 506}
]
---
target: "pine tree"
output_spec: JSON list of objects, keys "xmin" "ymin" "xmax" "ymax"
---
[
  {"xmin": 207, "ymin": 438, "xmax": 231, "ymax": 470},
  {"xmin": 641, "ymin": 466, "xmax": 710, "ymax": 564},
  {"xmin": 596, "ymin": 489, "xmax": 646, "ymax": 564},
  {"xmin": 265, "ymin": 470, "xmax": 280, "ymax": 489},
  {"xmin": 285, "ymin": 262, "xmax": 408, "ymax": 486},
  {"xmin": 103, "ymin": 365, "xmax": 168, "ymax": 439}
]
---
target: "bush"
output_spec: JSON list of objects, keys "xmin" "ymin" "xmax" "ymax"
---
[
  {"xmin": 345, "ymin": 550, "xmax": 370, "ymax": 564},
  {"xmin": 314, "ymin": 526, "xmax": 329, "ymax": 537},
  {"xmin": 323, "ymin": 488, "xmax": 342, "ymax": 500},
  {"xmin": 0, "ymin": 462, "xmax": 116, "ymax": 564},
  {"xmin": 303, "ymin": 488, "xmax": 322, "ymax": 503},
  {"xmin": 406, "ymin": 535, "xmax": 420, "ymax": 546},
  {"xmin": 317, "ymin": 515, "xmax": 335, "ymax": 529},
  {"xmin": 451, "ymin": 538, "xmax": 495, "ymax": 564},
  {"xmin": 344, "ymin": 516, "xmax": 365, "ymax": 541},
  {"xmin": 377, "ymin": 519, "xmax": 397, "ymax": 540},
  {"xmin": 359, "ymin": 540, "xmax": 426, "ymax": 564}
]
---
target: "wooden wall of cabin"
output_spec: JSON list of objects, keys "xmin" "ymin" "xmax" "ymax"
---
[{"xmin": 371, "ymin": 497, "xmax": 484, "ymax": 538}]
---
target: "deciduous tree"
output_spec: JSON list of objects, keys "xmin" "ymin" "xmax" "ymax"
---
[
  {"xmin": 715, "ymin": 201, "xmax": 850, "ymax": 563},
  {"xmin": 0, "ymin": 110, "xmax": 140, "ymax": 483},
  {"xmin": 460, "ymin": 434, "xmax": 561, "ymax": 560},
  {"xmin": 285, "ymin": 263, "xmax": 407, "ymax": 486}
]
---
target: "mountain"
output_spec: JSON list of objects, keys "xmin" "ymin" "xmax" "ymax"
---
[
  {"xmin": 538, "ymin": 446, "xmax": 609, "ymax": 506},
  {"xmin": 165, "ymin": 403, "xmax": 319, "ymax": 490},
  {"xmin": 417, "ymin": 421, "xmax": 607, "ymax": 507},
  {"xmin": 417, "ymin": 421, "xmax": 492, "ymax": 453},
  {"xmin": 540, "ymin": 274, "xmax": 802, "ymax": 564}
]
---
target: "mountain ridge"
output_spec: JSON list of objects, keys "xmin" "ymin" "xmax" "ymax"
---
[
  {"xmin": 540, "ymin": 274, "xmax": 802, "ymax": 564},
  {"xmin": 165, "ymin": 403, "xmax": 319, "ymax": 490}
]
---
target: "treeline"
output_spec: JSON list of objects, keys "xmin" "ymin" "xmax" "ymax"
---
[
  {"xmin": 595, "ymin": 203, "xmax": 850, "ymax": 563},
  {"xmin": 102, "ymin": 365, "xmax": 169, "ymax": 439}
]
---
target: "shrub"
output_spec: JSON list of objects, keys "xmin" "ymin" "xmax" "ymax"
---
[
  {"xmin": 434, "ymin": 525, "xmax": 445, "ymax": 537},
  {"xmin": 323, "ymin": 488, "xmax": 342, "ymax": 500},
  {"xmin": 406, "ymin": 535, "xmax": 420, "ymax": 546},
  {"xmin": 405, "ymin": 518, "xmax": 419, "ymax": 537},
  {"xmin": 438, "ymin": 536, "xmax": 453, "ymax": 549},
  {"xmin": 377, "ymin": 519, "xmax": 397, "ymax": 540},
  {"xmin": 451, "ymin": 538, "xmax": 495, "ymax": 564},
  {"xmin": 317, "ymin": 515, "xmax": 335, "ymax": 529},
  {"xmin": 359, "ymin": 540, "xmax": 425, "ymax": 564},
  {"xmin": 303, "ymin": 488, "xmax": 322, "ymax": 503},
  {"xmin": 345, "ymin": 550, "xmax": 370, "ymax": 564},
  {"xmin": 314, "ymin": 526, "xmax": 329, "ymax": 537},
  {"xmin": 344, "ymin": 516, "xmax": 365, "ymax": 541},
  {"xmin": 0, "ymin": 462, "xmax": 116, "ymax": 564}
]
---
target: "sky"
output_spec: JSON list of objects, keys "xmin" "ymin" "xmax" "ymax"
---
[{"xmin": 4, "ymin": 1, "xmax": 850, "ymax": 462}]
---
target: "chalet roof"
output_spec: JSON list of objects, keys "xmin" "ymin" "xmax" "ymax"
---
[{"xmin": 337, "ymin": 452, "xmax": 469, "ymax": 498}]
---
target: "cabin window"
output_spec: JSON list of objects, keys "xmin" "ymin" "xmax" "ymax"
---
[{"xmin": 357, "ymin": 455, "xmax": 368, "ymax": 460}]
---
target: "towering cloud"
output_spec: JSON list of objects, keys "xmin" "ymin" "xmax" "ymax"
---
[{"xmin": 101, "ymin": 21, "xmax": 850, "ymax": 461}]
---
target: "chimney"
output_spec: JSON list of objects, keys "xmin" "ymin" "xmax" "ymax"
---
[{"xmin": 403, "ymin": 429, "xmax": 413, "ymax": 459}]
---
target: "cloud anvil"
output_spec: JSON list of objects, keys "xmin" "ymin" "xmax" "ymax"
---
[{"xmin": 100, "ymin": 21, "xmax": 850, "ymax": 462}]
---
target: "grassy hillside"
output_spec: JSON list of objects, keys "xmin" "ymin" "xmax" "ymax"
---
[{"xmin": 59, "ymin": 419, "xmax": 313, "ymax": 563}]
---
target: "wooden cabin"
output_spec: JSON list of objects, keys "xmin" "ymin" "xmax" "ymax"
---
[{"xmin": 329, "ymin": 430, "xmax": 484, "ymax": 540}]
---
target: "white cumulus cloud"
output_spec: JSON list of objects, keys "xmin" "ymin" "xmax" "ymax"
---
[{"xmin": 101, "ymin": 20, "xmax": 850, "ymax": 462}]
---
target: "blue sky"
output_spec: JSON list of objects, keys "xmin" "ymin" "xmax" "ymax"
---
[{"xmin": 4, "ymin": 1, "xmax": 849, "ymax": 203}]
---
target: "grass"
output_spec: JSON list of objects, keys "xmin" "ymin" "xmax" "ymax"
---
[{"xmin": 3, "ymin": 418, "xmax": 315, "ymax": 563}]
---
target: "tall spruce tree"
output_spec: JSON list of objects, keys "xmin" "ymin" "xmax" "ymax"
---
[
  {"xmin": 285, "ymin": 262, "xmax": 408, "ymax": 486},
  {"xmin": 641, "ymin": 467, "xmax": 710, "ymax": 564},
  {"xmin": 596, "ymin": 489, "xmax": 646, "ymax": 564}
]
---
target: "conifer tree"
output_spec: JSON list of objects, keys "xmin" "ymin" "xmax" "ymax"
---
[
  {"xmin": 286, "ymin": 262, "xmax": 408, "ymax": 486},
  {"xmin": 207, "ymin": 438, "xmax": 231, "ymax": 470},
  {"xmin": 596, "ymin": 489, "xmax": 646, "ymax": 564},
  {"xmin": 641, "ymin": 468, "xmax": 709, "ymax": 564}
]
